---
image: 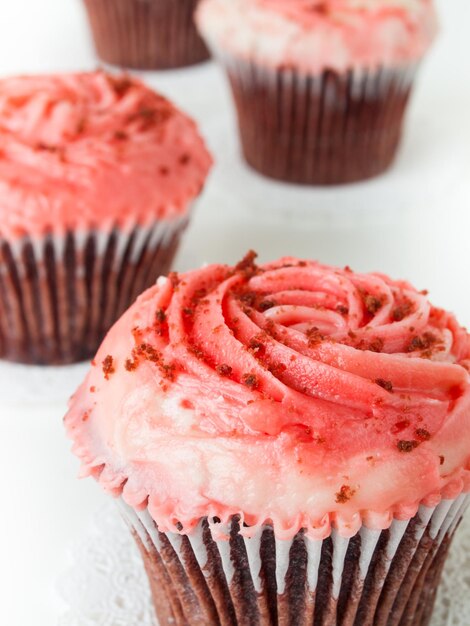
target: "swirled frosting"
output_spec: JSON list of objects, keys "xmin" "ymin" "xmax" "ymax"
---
[
  {"xmin": 0, "ymin": 71, "xmax": 212, "ymax": 240},
  {"xmin": 65, "ymin": 254, "xmax": 470, "ymax": 539},
  {"xmin": 196, "ymin": 0, "xmax": 438, "ymax": 73}
]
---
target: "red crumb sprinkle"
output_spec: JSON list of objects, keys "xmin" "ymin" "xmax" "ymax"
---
[
  {"xmin": 439, "ymin": 455, "xmax": 445, "ymax": 465},
  {"xmin": 159, "ymin": 166, "xmax": 169, "ymax": 176},
  {"xmin": 368, "ymin": 338, "xmax": 384, "ymax": 353},
  {"xmin": 125, "ymin": 358, "xmax": 138, "ymax": 372},
  {"xmin": 336, "ymin": 305, "xmax": 349, "ymax": 316},
  {"xmin": 239, "ymin": 292, "xmax": 256, "ymax": 308},
  {"xmin": 190, "ymin": 346, "xmax": 205, "ymax": 360},
  {"xmin": 335, "ymin": 485, "xmax": 356, "ymax": 504},
  {"xmin": 397, "ymin": 440, "xmax": 419, "ymax": 453},
  {"xmin": 375, "ymin": 378, "xmax": 393, "ymax": 392},
  {"xmin": 168, "ymin": 271, "xmax": 180, "ymax": 288},
  {"xmin": 216, "ymin": 364, "xmax": 233, "ymax": 377},
  {"xmin": 407, "ymin": 332, "xmax": 437, "ymax": 353},
  {"xmin": 102, "ymin": 355, "xmax": 115, "ymax": 379},
  {"xmin": 135, "ymin": 342, "xmax": 160, "ymax": 362},
  {"xmin": 392, "ymin": 300, "xmax": 413, "ymax": 322},
  {"xmin": 82, "ymin": 411, "xmax": 90, "ymax": 422},
  {"xmin": 366, "ymin": 456, "xmax": 374, "ymax": 462},
  {"xmin": 242, "ymin": 373, "xmax": 259, "ymax": 389},
  {"xmin": 89, "ymin": 386, "xmax": 96, "ymax": 393},
  {"xmin": 234, "ymin": 250, "xmax": 258, "ymax": 275},
  {"xmin": 258, "ymin": 300, "xmax": 276, "ymax": 312},
  {"xmin": 306, "ymin": 327, "xmax": 324, "ymax": 347},
  {"xmin": 180, "ymin": 399, "xmax": 194, "ymax": 410},
  {"xmin": 415, "ymin": 428, "xmax": 431, "ymax": 441},
  {"xmin": 114, "ymin": 130, "xmax": 127, "ymax": 141},
  {"xmin": 363, "ymin": 294, "xmax": 385, "ymax": 315},
  {"xmin": 179, "ymin": 153, "xmax": 191, "ymax": 165},
  {"xmin": 269, "ymin": 362, "xmax": 287, "ymax": 377},
  {"xmin": 249, "ymin": 339, "xmax": 265, "ymax": 356}
]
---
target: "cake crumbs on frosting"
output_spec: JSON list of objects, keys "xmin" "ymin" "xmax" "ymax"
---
[
  {"xmin": 335, "ymin": 485, "xmax": 356, "ymax": 504},
  {"xmin": 242, "ymin": 373, "xmax": 259, "ymax": 389},
  {"xmin": 168, "ymin": 272, "xmax": 180, "ymax": 288},
  {"xmin": 415, "ymin": 428, "xmax": 431, "ymax": 441},
  {"xmin": 407, "ymin": 332, "xmax": 438, "ymax": 353},
  {"xmin": 258, "ymin": 299, "xmax": 276, "ymax": 311},
  {"xmin": 397, "ymin": 440, "xmax": 419, "ymax": 453},
  {"xmin": 306, "ymin": 327, "xmax": 325, "ymax": 347},
  {"xmin": 216, "ymin": 364, "xmax": 233, "ymax": 377},
  {"xmin": 64, "ymin": 256, "xmax": 470, "ymax": 541},
  {"xmin": 375, "ymin": 379, "xmax": 393, "ymax": 392},
  {"xmin": 362, "ymin": 292, "xmax": 385, "ymax": 315},
  {"xmin": 233, "ymin": 250, "xmax": 259, "ymax": 278},
  {"xmin": 102, "ymin": 355, "xmax": 115, "ymax": 379},
  {"xmin": 392, "ymin": 300, "xmax": 414, "ymax": 322}
]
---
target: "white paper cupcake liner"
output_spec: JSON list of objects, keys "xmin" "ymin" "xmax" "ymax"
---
[
  {"xmin": 0, "ymin": 216, "xmax": 188, "ymax": 364},
  {"xmin": 117, "ymin": 494, "xmax": 469, "ymax": 626}
]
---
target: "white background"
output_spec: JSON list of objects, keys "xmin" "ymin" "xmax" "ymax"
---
[{"xmin": 0, "ymin": 1, "xmax": 469, "ymax": 625}]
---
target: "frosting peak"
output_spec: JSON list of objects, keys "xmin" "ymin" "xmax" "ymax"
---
[
  {"xmin": 0, "ymin": 71, "xmax": 212, "ymax": 240},
  {"xmin": 65, "ymin": 255, "xmax": 470, "ymax": 539}
]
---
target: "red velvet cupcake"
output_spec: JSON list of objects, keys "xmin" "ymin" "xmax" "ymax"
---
[
  {"xmin": 197, "ymin": 0, "xmax": 438, "ymax": 185},
  {"xmin": 66, "ymin": 254, "xmax": 470, "ymax": 625},
  {"xmin": 0, "ymin": 71, "xmax": 212, "ymax": 364},
  {"xmin": 82, "ymin": 0, "xmax": 210, "ymax": 69}
]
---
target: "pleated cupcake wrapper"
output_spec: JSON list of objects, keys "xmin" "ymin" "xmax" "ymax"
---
[
  {"xmin": 118, "ymin": 494, "xmax": 469, "ymax": 626},
  {"xmin": 0, "ymin": 216, "xmax": 187, "ymax": 364},
  {"xmin": 83, "ymin": 0, "xmax": 210, "ymax": 69},
  {"xmin": 213, "ymin": 50, "xmax": 418, "ymax": 184}
]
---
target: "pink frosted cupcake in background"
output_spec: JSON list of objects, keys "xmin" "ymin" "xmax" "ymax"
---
[
  {"xmin": 65, "ymin": 253, "xmax": 470, "ymax": 626},
  {"xmin": 197, "ymin": 0, "xmax": 438, "ymax": 185},
  {"xmin": 0, "ymin": 71, "xmax": 212, "ymax": 364},
  {"xmin": 82, "ymin": 0, "xmax": 210, "ymax": 69}
]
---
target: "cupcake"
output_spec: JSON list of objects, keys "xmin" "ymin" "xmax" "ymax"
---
[
  {"xmin": 82, "ymin": 0, "xmax": 210, "ymax": 69},
  {"xmin": 0, "ymin": 71, "xmax": 212, "ymax": 364},
  {"xmin": 65, "ymin": 253, "xmax": 470, "ymax": 625},
  {"xmin": 196, "ymin": 0, "xmax": 438, "ymax": 185}
]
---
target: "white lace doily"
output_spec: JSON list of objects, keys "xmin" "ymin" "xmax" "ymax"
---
[{"xmin": 57, "ymin": 504, "xmax": 470, "ymax": 626}]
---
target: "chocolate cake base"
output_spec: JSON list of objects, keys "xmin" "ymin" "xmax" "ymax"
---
[
  {"xmin": 121, "ymin": 496, "xmax": 468, "ymax": 626},
  {"xmin": 225, "ymin": 62, "xmax": 416, "ymax": 185},
  {"xmin": 0, "ymin": 220, "xmax": 186, "ymax": 364},
  {"xmin": 83, "ymin": 0, "xmax": 210, "ymax": 69}
]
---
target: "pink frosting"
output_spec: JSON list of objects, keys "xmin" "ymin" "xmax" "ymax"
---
[
  {"xmin": 197, "ymin": 0, "xmax": 438, "ymax": 73},
  {"xmin": 0, "ymin": 71, "xmax": 212, "ymax": 241},
  {"xmin": 65, "ymin": 255, "xmax": 470, "ymax": 539}
]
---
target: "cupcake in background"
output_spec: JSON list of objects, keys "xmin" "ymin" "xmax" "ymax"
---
[
  {"xmin": 197, "ymin": 0, "xmax": 438, "ymax": 185},
  {"xmin": 65, "ymin": 253, "xmax": 470, "ymax": 626},
  {"xmin": 82, "ymin": 0, "xmax": 210, "ymax": 69},
  {"xmin": 0, "ymin": 71, "xmax": 212, "ymax": 364}
]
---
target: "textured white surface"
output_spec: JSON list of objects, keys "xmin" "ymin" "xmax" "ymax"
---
[
  {"xmin": 0, "ymin": 1, "xmax": 468, "ymax": 626},
  {"xmin": 56, "ymin": 503, "xmax": 470, "ymax": 626}
]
